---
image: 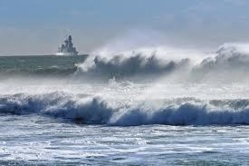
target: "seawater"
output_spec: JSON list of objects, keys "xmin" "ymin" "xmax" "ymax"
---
[{"xmin": 1, "ymin": 45, "xmax": 249, "ymax": 165}]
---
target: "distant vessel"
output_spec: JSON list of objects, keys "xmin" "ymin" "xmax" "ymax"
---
[{"xmin": 56, "ymin": 35, "xmax": 78, "ymax": 56}]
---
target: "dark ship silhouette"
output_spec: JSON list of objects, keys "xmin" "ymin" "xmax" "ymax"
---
[{"xmin": 56, "ymin": 35, "xmax": 78, "ymax": 56}]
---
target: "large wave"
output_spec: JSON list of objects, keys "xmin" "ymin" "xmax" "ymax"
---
[
  {"xmin": 75, "ymin": 53, "xmax": 190, "ymax": 81},
  {"xmin": 191, "ymin": 43, "xmax": 249, "ymax": 83},
  {"xmin": 73, "ymin": 43, "xmax": 249, "ymax": 83},
  {"xmin": 1, "ymin": 92, "xmax": 249, "ymax": 126}
]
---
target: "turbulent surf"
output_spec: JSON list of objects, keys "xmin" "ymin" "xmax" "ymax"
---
[
  {"xmin": 1, "ymin": 43, "xmax": 249, "ymax": 165},
  {"xmin": 1, "ymin": 44, "xmax": 249, "ymax": 125}
]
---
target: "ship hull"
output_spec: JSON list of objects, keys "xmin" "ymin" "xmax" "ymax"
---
[{"xmin": 55, "ymin": 52, "xmax": 78, "ymax": 56}]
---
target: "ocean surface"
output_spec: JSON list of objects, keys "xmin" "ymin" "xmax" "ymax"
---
[{"xmin": 1, "ymin": 44, "xmax": 249, "ymax": 165}]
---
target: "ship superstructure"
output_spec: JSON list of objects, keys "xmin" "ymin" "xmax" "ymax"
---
[{"xmin": 56, "ymin": 35, "xmax": 78, "ymax": 56}]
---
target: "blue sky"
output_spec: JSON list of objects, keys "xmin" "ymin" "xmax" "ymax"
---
[{"xmin": 1, "ymin": 0, "xmax": 249, "ymax": 55}]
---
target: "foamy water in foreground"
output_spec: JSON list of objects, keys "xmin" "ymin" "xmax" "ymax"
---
[{"xmin": 1, "ymin": 115, "xmax": 249, "ymax": 165}]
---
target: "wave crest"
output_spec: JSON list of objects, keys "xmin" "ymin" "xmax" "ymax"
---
[
  {"xmin": 76, "ymin": 54, "xmax": 190, "ymax": 81},
  {"xmin": 73, "ymin": 43, "xmax": 249, "ymax": 82},
  {"xmin": 1, "ymin": 93, "xmax": 249, "ymax": 126}
]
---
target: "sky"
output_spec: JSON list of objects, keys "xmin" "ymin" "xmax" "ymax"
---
[{"xmin": 1, "ymin": 0, "xmax": 249, "ymax": 55}]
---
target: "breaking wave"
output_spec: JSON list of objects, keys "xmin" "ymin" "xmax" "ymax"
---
[
  {"xmin": 191, "ymin": 43, "xmax": 249, "ymax": 82},
  {"xmin": 1, "ymin": 92, "xmax": 249, "ymax": 126},
  {"xmin": 73, "ymin": 43, "xmax": 249, "ymax": 82},
  {"xmin": 75, "ymin": 54, "xmax": 190, "ymax": 81}
]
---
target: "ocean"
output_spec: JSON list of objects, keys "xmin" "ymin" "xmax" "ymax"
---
[{"xmin": 1, "ymin": 45, "xmax": 249, "ymax": 165}]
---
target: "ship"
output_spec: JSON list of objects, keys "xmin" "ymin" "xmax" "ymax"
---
[{"xmin": 56, "ymin": 35, "xmax": 79, "ymax": 56}]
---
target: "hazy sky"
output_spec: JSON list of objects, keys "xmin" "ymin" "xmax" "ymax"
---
[{"xmin": 1, "ymin": 0, "xmax": 249, "ymax": 55}]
